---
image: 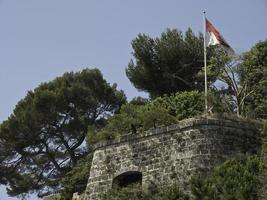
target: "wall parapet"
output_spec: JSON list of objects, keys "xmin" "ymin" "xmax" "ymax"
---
[{"xmin": 92, "ymin": 116, "xmax": 261, "ymax": 151}]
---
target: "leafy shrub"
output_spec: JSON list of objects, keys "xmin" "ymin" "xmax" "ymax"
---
[
  {"xmin": 102, "ymin": 183, "xmax": 144, "ymax": 200},
  {"xmin": 191, "ymin": 155, "xmax": 263, "ymax": 200},
  {"xmin": 60, "ymin": 155, "xmax": 93, "ymax": 200},
  {"xmin": 87, "ymin": 103, "xmax": 176, "ymax": 144},
  {"xmin": 150, "ymin": 91, "xmax": 204, "ymax": 120},
  {"xmin": 102, "ymin": 183, "xmax": 189, "ymax": 200},
  {"xmin": 156, "ymin": 184, "xmax": 190, "ymax": 200},
  {"xmin": 87, "ymin": 91, "xmax": 211, "ymax": 144}
]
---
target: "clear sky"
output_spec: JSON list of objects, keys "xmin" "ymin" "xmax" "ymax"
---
[{"xmin": 0, "ymin": 0, "xmax": 266, "ymax": 199}]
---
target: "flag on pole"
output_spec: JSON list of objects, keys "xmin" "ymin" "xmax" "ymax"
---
[
  {"xmin": 203, "ymin": 13, "xmax": 234, "ymax": 113},
  {"xmin": 205, "ymin": 18, "xmax": 234, "ymax": 54}
]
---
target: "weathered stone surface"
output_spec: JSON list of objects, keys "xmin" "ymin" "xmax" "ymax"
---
[
  {"xmin": 84, "ymin": 116, "xmax": 261, "ymax": 200},
  {"xmin": 42, "ymin": 193, "xmax": 61, "ymax": 200}
]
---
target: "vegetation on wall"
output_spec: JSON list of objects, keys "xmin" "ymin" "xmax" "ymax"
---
[
  {"xmin": 102, "ymin": 183, "xmax": 190, "ymax": 200},
  {"xmin": 87, "ymin": 91, "xmax": 208, "ymax": 144},
  {"xmin": 149, "ymin": 91, "xmax": 204, "ymax": 120},
  {"xmin": 87, "ymin": 102, "xmax": 176, "ymax": 144}
]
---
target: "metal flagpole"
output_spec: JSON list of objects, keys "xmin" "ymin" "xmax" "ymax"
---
[{"xmin": 203, "ymin": 11, "xmax": 208, "ymax": 113}]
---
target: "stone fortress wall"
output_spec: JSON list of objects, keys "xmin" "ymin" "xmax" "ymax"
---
[{"xmin": 84, "ymin": 116, "xmax": 261, "ymax": 200}]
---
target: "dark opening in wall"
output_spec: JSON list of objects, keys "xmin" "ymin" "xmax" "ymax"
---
[{"xmin": 112, "ymin": 171, "xmax": 142, "ymax": 188}]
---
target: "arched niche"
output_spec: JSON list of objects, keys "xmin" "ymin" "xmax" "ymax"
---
[{"xmin": 112, "ymin": 171, "xmax": 142, "ymax": 188}]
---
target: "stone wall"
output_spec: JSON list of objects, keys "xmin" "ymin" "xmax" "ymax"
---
[
  {"xmin": 42, "ymin": 193, "xmax": 61, "ymax": 200},
  {"xmin": 84, "ymin": 116, "xmax": 261, "ymax": 200}
]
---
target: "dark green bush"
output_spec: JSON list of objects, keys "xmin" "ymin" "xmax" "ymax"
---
[
  {"xmin": 150, "ymin": 91, "xmax": 204, "ymax": 120},
  {"xmin": 87, "ymin": 91, "xmax": 209, "ymax": 144},
  {"xmin": 87, "ymin": 103, "xmax": 176, "ymax": 144},
  {"xmin": 102, "ymin": 183, "xmax": 189, "ymax": 200},
  {"xmin": 191, "ymin": 155, "xmax": 263, "ymax": 200},
  {"xmin": 102, "ymin": 183, "xmax": 144, "ymax": 200},
  {"xmin": 60, "ymin": 155, "xmax": 93, "ymax": 200}
]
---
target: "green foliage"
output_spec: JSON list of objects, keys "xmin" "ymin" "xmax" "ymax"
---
[
  {"xmin": 0, "ymin": 68, "xmax": 126, "ymax": 197},
  {"xmin": 88, "ymin": 91, "xmax": 214, "ymax": 144},
  {"xmin": 202, "ymin": 47, "xmax": 252, "ymax": 116},
  {"xmin": 150, "ymin": 91, "xmax": 204, "ymax": 120},
  {"xmin": 190, "ymin": 175, "xmax": 209, "ymax": 200},
  {"xmin": 87, "ymin": 102, "xmax": 176, "ymax": 144},
  {"xmin": 261, "ymin": 120, "xmax": 267, "ymax": 151},
  {"xmin": 156, "ymin": 184, "xmax": 190, "ymax": 200},
  {"xmin": 60, "ymin": 155, "xmax": 93, "ymax": 200},
  {"xmin": 129, "ymin": 96, "xmax": 149, "ymax": 106},
  {"xmin": 202, "ymin": 42, "xmax": 267, "ymax": 117},
  {"xmin": 239, "ymin": 40, "xmax": 267, "ymax": 118},
  {"xmin": 126, "ymin": 28, "xmax": 216, "ymax": 98},
  {"xmin": 197, "ymin": 46, "xmax": 228, "ymax": 83},
  {"xmin": 102, "ymin": 183, "xmax": 144, "ymax": 200},
  {"xmin": 191, "ymin": 155, "xmax": 263, "ymax": 200},
  {"xmin": 102, "ymin": 183, "xmax": 189, "ymax": 200}
]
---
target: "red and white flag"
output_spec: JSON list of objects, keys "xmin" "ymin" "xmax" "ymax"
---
[{"xmin": 205, "ymin": 18, "xmax": 234, "ymax": 54}]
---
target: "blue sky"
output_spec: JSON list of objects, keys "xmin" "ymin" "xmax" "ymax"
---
[{"xmin": 0, "ymin": 0, "xmax": 266, "ymax": 199}]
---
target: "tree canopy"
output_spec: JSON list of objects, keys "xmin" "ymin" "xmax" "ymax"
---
[
  {"xmin": 0, "ymin": 68, "xmax": 126, "ymax": 197},
  {"xmin": 126, "ymin": 28, "xmax": 215, "ymax": 98},
  {"xmin": 239, "ymin": 40, "xmax": 267, "ymax": 118}
]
